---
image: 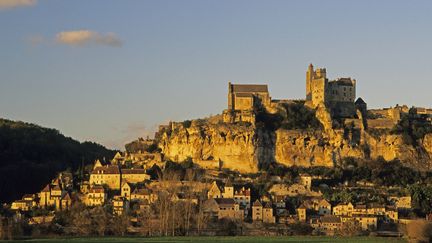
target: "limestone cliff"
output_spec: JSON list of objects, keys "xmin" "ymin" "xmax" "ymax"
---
[{"xmin": 155, "ymin": 116, "xmax": 432, "ymax": 173}]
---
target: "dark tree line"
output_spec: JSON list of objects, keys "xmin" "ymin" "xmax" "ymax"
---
[{"xmin": 0, "ymin": 118, "xmax": 115, "ymax": 202}]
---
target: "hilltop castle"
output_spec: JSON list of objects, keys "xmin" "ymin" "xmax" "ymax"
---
[
  {"xmin": 305, "ymin": 63, "xmax": 358, "ymax": 117},
  {"xmin": 223, "ymin": 64, "xmax": 363, "ymax": 123},
  {"xmin": 222, "ymin": 82, "xmax": 271, "ymax": 123}
]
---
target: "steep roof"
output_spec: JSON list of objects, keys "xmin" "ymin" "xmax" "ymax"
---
[
  {"xmin": 319, "ymin": 199, "xmax": 331, "ymax": 207},
  {"xmin": 132, "ymin": 188, "xmax": 152, "ymax": 195},
  {"xmin": 298, "ymin": 203, "xmax": 307, "ymax": 209},
  {"xmin": 41, "ymin": 184, "xmax": 50, "ymax": 192},
  {"xmin": 225, "ymin": 178, "xmax": 233, "ymax": 187},
  {"xmin": 92, "ymin": 165, "xmax": 120, "ymax": 174},
  {"xmin": 355, "ymin": 97, "xmax": 366, "ymax": 105},
  {"xmin": 231, "ymin": 84, "xmax": 268, "ymax": 93},
  {"xmin": 122, "ymin": 168, "xmax": 146, "ymax": 174},
  {"xmin": 214, "ymin": 198, "xmax": 236, "ymax": 207},
  {"xmin": 264, "ymin": 202, "xmax": 273, "ymax": 208},
  {"xmin": 321, "ymin": 215, "xmax": 341, "ymax": 223},
  {"xmin": 62, "ymin": 193, "xmax": 71, "ymax": 201},
  {"xmin": 253, "ymin": 200, "xmax": 262, "ymax": 207},
  {"xmin": 89, "ymin": 185, "xmax": 105, "ymax": 193}
]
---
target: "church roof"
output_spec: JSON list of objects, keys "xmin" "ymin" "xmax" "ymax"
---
[
  {"xmin": 355, "ymin": 97, "xmax": 366, "ymax": 104},
  {"xmin": 231, "ymin": 84, "xmax": 268, "ymax": 93},
  {"xmin": 235, "ymin": 93, "xmax": 254, "ymax": 98}
]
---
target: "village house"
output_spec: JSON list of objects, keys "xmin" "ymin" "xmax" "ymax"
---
[
  {"xmin": 121, "ymin": 182, "xmax": 133, "ymax": 201},
  {"xmin": 131, "ymin": 187, "xmax": 157, "ymax": 203},
  {"xmin": 297, "ymin": 204, "xmax": 307, "ymax": 222},
  {"xmin": 389, "ymin": 196, "xmax": 412, "ymax": 209},
  {"xmin": 121, "ymin": 168, "xmax": 150, "ymax": 184},
  {"xmin": 89, "ymin": 163, "xmax": 121, "ymax": 190},
  {"xmin": 317, "ymin": 199, "xmax": 332, "ymax": 215},
  {"xmin": 11, "ymin": 194, "xmax": 37, "ymax": 211},
  {"xmin": 268, "ymin": 183, "xmax": 321, "ymax": 197},
  {"xmin": 313, "ymin": 215, "xmax": 342, "ymax": 235},
  {"xmin": 112, "ymin": 196, "xmax": 129, "ymax": 215},
  {"xmin": 39, "ymin": 182, "xmax": 70, "ymax": 210},
  {"xmin": 207, "ymin": 181, "xmax": 222, "ymax": 199},
  {"xmin": 233, "ymin": 187, "xmax": 251, "ymax": 211},
  {"xmin": 299, "ymin": 174, "xmax": 313, "ymax": 190},
  {"xmin": 333, "ymin": 202, "xmax": 354, "ymax": 216},
  {"xmin": 352, "ymin": 215, "xmax": 378, "ymax": 231},
  {"xmin": 221, "ymin": 179, "xmax": 234, "ymax": 198},
  {"xmin": 263, "ymin": 203, "xmax": 276, "ymax": 224},
  {"xmin": 252, "ymin": 200, "xmax": 263, "ymax": 222},
  {"xmin": 204, "ymin": 198, "xmax": 243, "ymax": 221},
  {"xmin": 84, "ymin": 185, "xmax": 106, "ymax": 206},
  {"xmin": 384, "ymin": 207, "xmax": 399, "ymax": 222}
]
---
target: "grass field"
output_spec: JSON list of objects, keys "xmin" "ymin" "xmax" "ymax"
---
[{"xmin": 3, "ymin": 236, "xmax": 407, "ymax": 243}]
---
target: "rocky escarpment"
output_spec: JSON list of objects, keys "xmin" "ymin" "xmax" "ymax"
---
[
  {"xmin": 158, "ymin": 121, "xmax": 263, "ymax": 172},
  {"xmin": 156, "ymin": 118, "xmax": 432, "ymax": 173}
]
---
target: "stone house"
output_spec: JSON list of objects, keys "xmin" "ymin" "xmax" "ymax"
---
[
  {"xmin": 84, "ymin": 185, "xmax": 106, "ymax": 206},
  {"xmin": 317, "ymin": 199, "xmax": 332, "ymax": 215},
  {"xmin": 252, "ymin": 200, "xmax": 263, "ymax": 222},
  {"xmin": 333, "ymin": 202, "xmax": 354, "ymax": 216},
  {"xmin": 207, "ymin": 181, "xmax": 222, "ymax": 199},
  {"xmin": 113, "ymin": 196, "xmax": 129, "ymax": 215},
  {"xmin": 89, "ymin": 164, "xmax": 121, "ymax": 190},
  {"xmin": 352, "ymin": 215, "xmax": 377, "ymax": 231},
  {"xmin": 297, "ymin": 204, "xmax": 307, "ymax": 222},
  {"xmin": 121, "ymin": 168, "xmax": 150, "ymax": 184},
  {"xmin": 212, "ymin": 198, "xmax": 243, "ymax": 221},
  {"xmin": 262, "ymin": 202, "xmax": 276, "ymax": 224}
]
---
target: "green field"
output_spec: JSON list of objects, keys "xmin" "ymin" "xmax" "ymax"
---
[{"xmin": 3, "ymin": 236, "xmax": 407, "ymax": 243}]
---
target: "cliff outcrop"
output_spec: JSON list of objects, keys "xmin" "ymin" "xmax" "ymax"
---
[{"xmin": 155, "ymin": 113, "xmax": 432, "ymax": 173}]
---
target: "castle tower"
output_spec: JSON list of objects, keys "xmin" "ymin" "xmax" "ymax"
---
[
  {"xmin": 306, "ymin": 63, "xmax": 314, "ymax": 101},
  {"xmin": 227, "ymin": 82, "xmax": 234, "ymax": 110}
]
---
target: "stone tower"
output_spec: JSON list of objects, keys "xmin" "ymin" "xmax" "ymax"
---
[{"xmin": 306, "ymin": 64, "xmax": 327, "ymax": 107}]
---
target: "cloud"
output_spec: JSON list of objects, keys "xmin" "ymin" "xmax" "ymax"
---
[
  {"xmin": 0, "ymin": 0, "xmax": 36, "ymax": 10},
  {"xmin": 55, "ymin": 30, "xmax": 122, "ymax": 47},
  {"xmin": 27, "ymin": 35, "xmax": 44, "ymax": 46}
]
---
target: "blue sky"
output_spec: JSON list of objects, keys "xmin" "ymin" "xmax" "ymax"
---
[{"xmin": 1, "ymin": 0, "xmax": 431, "ymax": 149}]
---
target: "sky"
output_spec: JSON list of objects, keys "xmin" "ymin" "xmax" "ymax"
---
[{"xmin": 1, "ymin": 0, "xmax": 432, "ymax": 149}]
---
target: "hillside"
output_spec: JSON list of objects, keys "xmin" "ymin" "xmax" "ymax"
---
[
  {"xmin": 155, "ymin": 102, "xmax": 432, "ymax": 173},
  {"xmin": 0, "ymin": 118, "xmax": 115, "ymax": 202}
]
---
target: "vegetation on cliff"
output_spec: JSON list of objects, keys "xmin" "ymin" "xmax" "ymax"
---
[
  {"xmin": 391, "ymin": 109, "xmax": 432, "ymax": 145},
  {"xmin": 256, "ymin": 101, "xmax": 322, "ymax": 131},
  {"xmin": 0, "ymin": 118, "xmax": 115, "ymax": 202}
]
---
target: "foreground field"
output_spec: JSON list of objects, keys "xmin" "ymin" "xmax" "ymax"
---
[{"xmin": 4, "ymin": 236, "xmax": 407, "ymax": 243}]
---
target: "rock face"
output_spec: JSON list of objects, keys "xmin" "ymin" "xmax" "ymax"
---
[
  {"xmin": 157, "ymin": 118, "xmax": 432, "ymax": 173},
  {"xmin": 159, "ymin": 122, "xmax": 260, "ymax": 172}
]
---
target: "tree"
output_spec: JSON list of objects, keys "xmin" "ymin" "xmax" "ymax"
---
[{"xmin": 110, "ymin": 214, "xmax": 130, "ymax": 236}]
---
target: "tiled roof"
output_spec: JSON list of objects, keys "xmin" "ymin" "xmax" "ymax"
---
[
  {"xmin": 320, "ymin": 215, "xmax": 341, "ymax": 223},
  {"xmin": 253, "ymin": 200, "xmax": 262, "ymax": 207},
  {"xmin": 214, "ymin": 198, "xmax": 236, "ymax": 207},
  {"xmin": 41, "ymin": 184, "xmax": 50, "ymax": 192},
  {"xmin": 122, "ymin": 168, "xmax": 146, "ymax": 174},
  {"xmin": 231, "ymin": 84, "xmax": 268, "ymax": 93},
  {"xmin": 92, "ymin": 165, "xmax": 120, "ymax": 174},
  {"xmin": 235, "ymin": 93, "xmax": 254, "ymax": 98}
]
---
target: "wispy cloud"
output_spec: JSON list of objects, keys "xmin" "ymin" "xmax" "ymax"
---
[
  {"xmin": 55, "ymin": 30, "xmax": 122, "ymax": 47},
  {"xmin": 0, "ymin": 0, "xmax": 36, "ymax": 10},
  {"xmin": 26, "ymin": 34, "xmax": 44, "ymax": 46}
]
